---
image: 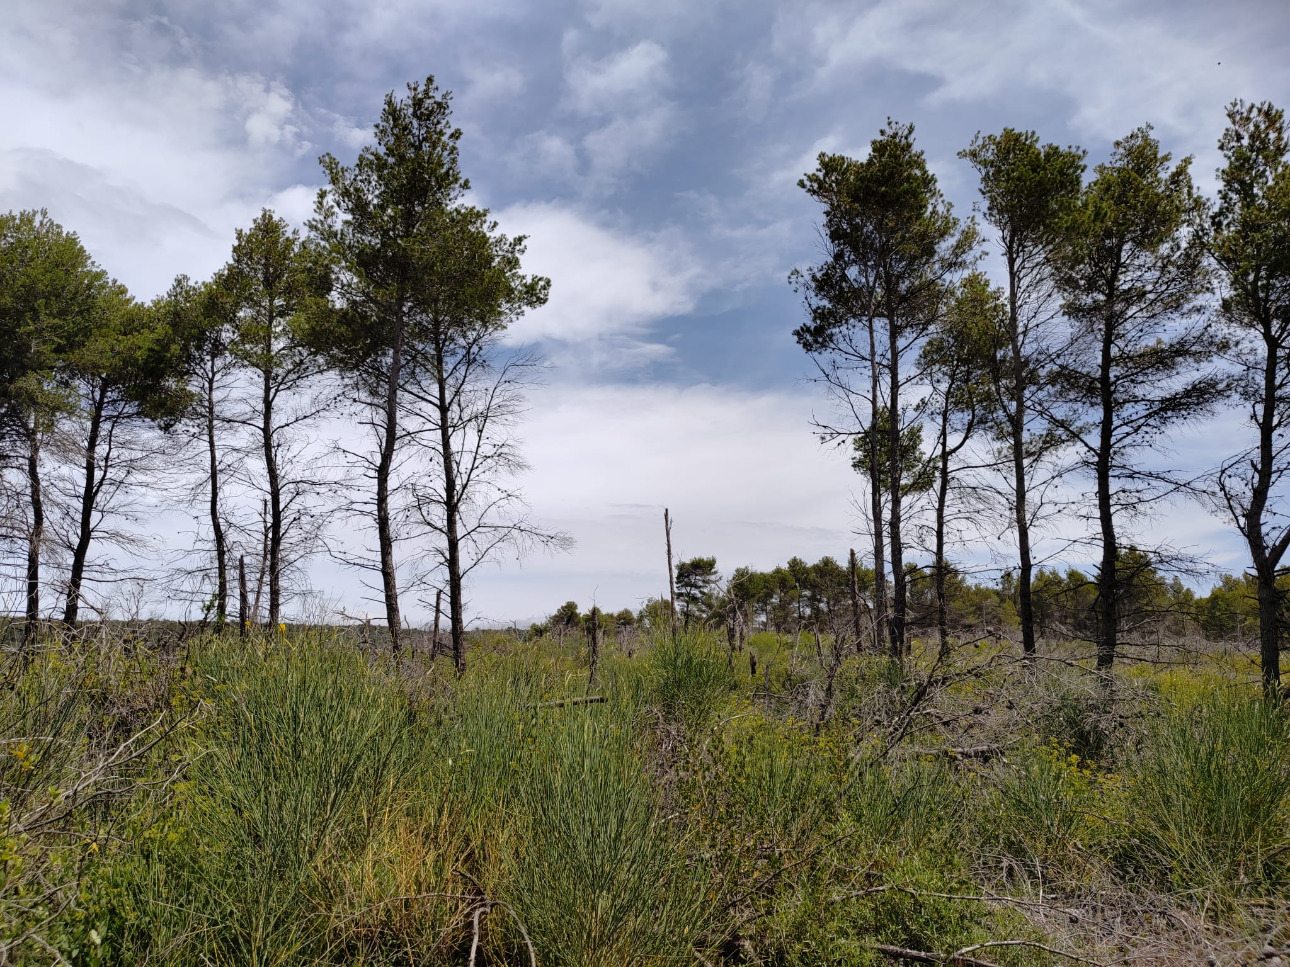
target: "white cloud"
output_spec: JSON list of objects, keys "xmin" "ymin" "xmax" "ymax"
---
[
  {"xmin": 514, "ymin": 131, "xmax": 581, "ymax": 182},
  {"xmin": 461, "ymin": 62, "xmax": 527, "ymax": 106},
  {"xmin": 565, "ymin": 40, "xmax": 670, "ymax": 116},
  {"xmin": 494, "ymin": 202, "xmax": 701, "ymax": 356},
  {"xmin": 582, "ymin": 104, "xmax": 678, "ymax": 181},
  {"xmin": 781, "ymin": 0, "xmax": 1289, "ymax": 151},
  {"xmin": 464, "ymin": 382, "xmax": 864, "ymax": 623},
  {"xmin": 557, "ymin": 38, "xmax": 681, "ymax": 189}
]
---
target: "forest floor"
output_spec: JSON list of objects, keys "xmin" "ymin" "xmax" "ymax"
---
[{"xmin": 2, "ymin": 622, "xmax": 1288, "ymax": 966}]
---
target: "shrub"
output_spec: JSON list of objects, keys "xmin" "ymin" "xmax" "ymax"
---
[{"xmin": 646, "ymin": 631, "xmax": 736, "ymax": 730}]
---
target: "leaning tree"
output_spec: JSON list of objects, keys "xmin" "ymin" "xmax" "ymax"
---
[{"xmin": 1211, "ymin": 100, "xmax": 1290, "ymax": 697}]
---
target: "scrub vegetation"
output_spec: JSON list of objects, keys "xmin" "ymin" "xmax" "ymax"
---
[{"xmin": 2, "ymin": 622, "xmax": 1287, "ymax": 965}]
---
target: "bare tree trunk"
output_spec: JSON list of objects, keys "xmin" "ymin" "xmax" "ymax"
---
[
  {"xmin": 588, "ymin": 605, "xmax": 600, "ymax": 685},
  {"xmin": 23, "ymin": 424, "xmax": 43, "ymax": 650},
  {"xmin": 1246, "ymin": 318, "xmax": 1288, "ymax": 697},
  {"xmin": 887, "ymin": 311, "xmax": 907, "ymax": 659},
  {"xmin": 664, "ymin": 508, "xmax": 676, "ymax": 634},
  {"xmin": 934, "ymin": 413, "xmax": 951, "ymax": 657},
  {"xmin": 431, "ymin": 588, "xmax": 442, "ymax": 661},
  {"xmin": 1095, "ymin": 315, "xmax": 1118, "ymax": 671},
  {"xmin": 206, "ymin": 359, "xmax": 228, "ymax": 628},
  {"xmin": 261, "ymin": 363, "xmax": 283, "ymax": 627},
  {"xmin": 63, "ymin": 384, "xmax": 107, "ymax": 627},
  {"xmin": 866, "ymin": 317, "xmax": 889, "ymax": 656},
  {"xmin": 376, "ymin": 315, "xmax": 404, "ymax": 655},
  {"xmin": 433, "ymin": 337, "xmax": 466, "ymax": 675},
  {"xmin": 252, "ymin": 498, "xmax": 268, "ymax": 626},
  {"xmin": 238, "ymin": 554, "xmax": 248, "ymax": 639},
  {"xmin": 849, "ymin": 548, "xmax": 863, "ymax": 653},
  {"xmin": 1007, "ymin": 261, "xmax": 1037, "ymax": 658}
]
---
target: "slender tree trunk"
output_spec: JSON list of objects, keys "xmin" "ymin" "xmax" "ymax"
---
[
  {"xmin": 866, "ymin": 317, "xmax": 888, "ymax": 655},
  {"xmin": 664, "ymin": 508, "xmax": 677, "ymax": 633},
  {"xmin": 23, "ymin": 423, "xmax": 43, "ymax": 650},
  {"xmin": 588, "ymin": 605, "xmax": 600, "ymax": 685},
  {"xmin": 849, "ymin": 548, "xmax": 863, "ymax": 653},
  {"xmin": 206, "ymin": 360, "xmax": 228, "ymax": 628},
  {"xmin": 887, "ymin": 311, "xmax": 907, "ymax": 659},
  {"xmin": 261, "ymin": 362, "xmax": 283, "ymax": 626},
  {"xmin": 252, "ymin": 498, "xmax": 268, "ymax": 625},
  {"xmin": 64, "ymin": 384, "xmax": 107, "ymax": 627},
  {"xmin": 376, "ymin": 314, "xmax": 404, "ymax": 655},
  {"xmin": 433, "ymin": 334, "xmax": 465, "ymax": 675},
  {"xmin": 432, "ymin": 588, "xmax": 442, "ymax": 660},
  {"xmin": 934, "ymin": 409, "xmax": 951, "ymax": 657},
  {"xmin": 238, "ymin": 554, "xmax": 248, "ymax": 639},
  {"xmin": 1248, "ymin": 317, "xmax": 1286, "ymax": 697},
  {"xmin": 1095, "ymin": 310, "xmax": 1119, "ymax": 671},
  {"xmin": 1007, "ymin": 262, "xmax": 1037, "ymax": 658}
]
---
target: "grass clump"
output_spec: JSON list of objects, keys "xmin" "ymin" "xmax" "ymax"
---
[
  {"xmin": 503, "ymin": 708, "xmax": 712, "ymax": 967},
  {"xmin": 646, "ymin": 630, "xmax": 737, "ymax": 730},
  {"xmin": 1123, "ymin": 690, "xmax": 1290, "ymax": 895}
]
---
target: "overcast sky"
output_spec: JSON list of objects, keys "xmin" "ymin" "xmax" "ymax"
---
[{"xmin": 4, "ymin": 0, "xmax": 1289, "ymax": 625}]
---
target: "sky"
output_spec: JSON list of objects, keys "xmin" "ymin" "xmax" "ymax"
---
[{"xmin": 3, "ymin": 0, "xmax": 1289, "ymax": 625}]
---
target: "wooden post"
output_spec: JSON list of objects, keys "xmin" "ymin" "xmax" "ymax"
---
[
  {"xmin": 238, "ymin": 555, "xmax": 248, "ymax": 640},
  {"xmin": 664, "ymin": 508, "xmax": 676, "ymax": 635}
]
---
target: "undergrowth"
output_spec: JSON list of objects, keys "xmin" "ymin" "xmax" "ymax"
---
[{"xmin": 1, "ymin": 626, "xmax": 1286, "ymax": 965}]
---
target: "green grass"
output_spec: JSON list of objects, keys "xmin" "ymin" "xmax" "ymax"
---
[{"xmin": 2, "ymin": 627, "xmax": 1286, "ymax": 965}]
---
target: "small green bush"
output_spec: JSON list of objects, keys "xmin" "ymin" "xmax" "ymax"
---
[{"xmin": 646, "ymin": 631, "xmax": 736, "ymax": 730}]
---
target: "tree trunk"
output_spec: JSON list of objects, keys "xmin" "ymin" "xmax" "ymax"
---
[
  {"xmin": 1095, "ymin": 310, "xmax": 1119, "ymax": 671},
  {"xmin": 64, "ymin": 384, "xmax": 107, "ymax": 627},
  {"xmin": 432, "ymin": 588, "xmax": 443, "ymax": 660},
  {"xmin": 588, "ymin": 605, "xmax": 600, "ymax": 684},
  {"xmin": 252, "ymin": 498, "xmax": 268, "ymax": 625},
  {"xmin": 433, "ymin": 333, "xmax": 466, "ymax": 675},
  {"xmin": 849, "ymin": 548, "xmax": 863, "ymax": 653},
  {"xmin": 376, "ymin": 313, "xmax": 404, "ymax": 655},
  {"xmin": 887, "ymin": 309, "xmax": 907, "ymax": 659},
  {"xmin": 1007, "ymin": 261, "xmax": 1037, "ymax": 658},
  {"xmin": 934, "ymin": 409, "xmax": 951, "ymax": 657},
  {"xmin": 665, "ymin": 508, "xmax": 677, "ymax": 634},
  {"xmin": 1248, "ymin": 316, "xmax": 1286, "ymax": 697},
  {"xmin": 866, "ymin": 316, "xmax": 888, "ymax": 655},
  {"xmin": 238, "ymin": 554, "xmax": 248, "ymax": 639},
  {"xmin": 260, "ymin": 349, "xmax": 283, "ymax": 626},
  {"xmin": 206, "ymin": 358, "xmax": 228, "ymax": 628},
  {"xmin": 23, "ymin": 423, "xmax": 43, "ymax": 650}
]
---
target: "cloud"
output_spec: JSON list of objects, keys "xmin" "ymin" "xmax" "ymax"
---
[
  {"xmin": 494, "ymin": 202, "xmax": 701, "ymax": 360},
  {"xmin": 781, "ymin": 0, "xmax": 1289, "ymax": 150},
  {"xmin": 463, "ymin": 381, "xmax": 864, "ymax": 623},
  {"xmin": 564, "ymin": 40, "xmax": 670, "ymax": 116},
  {"xmin": 557, "ymin": 38, "xmax": 681, "ymax": 189}
]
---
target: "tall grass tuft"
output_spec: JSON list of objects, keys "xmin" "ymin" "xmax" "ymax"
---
[
  {"xmin": 166, "ymin": 634, "xmax": 418, "ymax": 965},
  {"xmin": 502, "ymin": 708, "xmax": 713, "ymax": 966},
  {"xmin": 1125, "ymin": 691, "xmax": 1290, "ymax": 896},
  {"xmin": 646, "ymin": 630, "xmax": 736, "ymax": 730}
]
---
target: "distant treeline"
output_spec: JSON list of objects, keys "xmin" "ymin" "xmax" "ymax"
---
[{"xmin": 537, "ymin": 552, "xmax": 1277, "ymax": 649}]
